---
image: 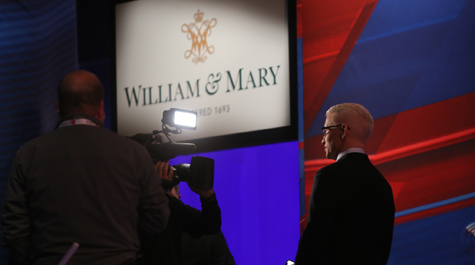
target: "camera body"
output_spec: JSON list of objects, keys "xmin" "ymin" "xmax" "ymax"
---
[{"xmin": 163, "ymin": 156, "xmax": 215, "ymax": 190}]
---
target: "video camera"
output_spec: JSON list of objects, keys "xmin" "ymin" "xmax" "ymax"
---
[{"xmin": 129, "ymin": 108, "xmax": 214, "ymax": 190}]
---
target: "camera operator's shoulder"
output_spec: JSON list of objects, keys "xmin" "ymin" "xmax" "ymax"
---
[
  {"xmin": 95, "ymin": 129, "xmax": 151, "ymax": 157},
  {"xmin": 124, "ymin": 136, "xmax": 150, "ymax": 154}
]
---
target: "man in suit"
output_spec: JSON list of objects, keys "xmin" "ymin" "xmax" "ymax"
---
[
  {"xmin": 295, "ymin": 103, "xmax": 395, "ymax": 265},
  {"xmin": 1, "ymin": 70, "xmax": 170, "ymax": 265}
]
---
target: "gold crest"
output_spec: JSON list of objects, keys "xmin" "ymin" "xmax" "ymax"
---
[{"xmin": 182, "ymin": 10, "xmax": 217, "ymax": 64}]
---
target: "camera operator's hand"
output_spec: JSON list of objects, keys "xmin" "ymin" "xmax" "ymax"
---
[
  {"xmin": 155, "ymin": 161, "xmax": 173, "ymax": 181},
  {"xmin": 188, "ymin": 185, "xmax": 214, "ymax": 198},
  {"xmin": 155, "ymin": 161, "xmax": 174, "ymax": 193}
]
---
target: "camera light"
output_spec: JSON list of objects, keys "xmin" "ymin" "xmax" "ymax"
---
[
  {"xmin": 174, "ymin": 110, "xmax": 196, "ymax": 129},
  {"xmin": 163, "ymin": 108, "xmax": 197, "ymax": 130}
]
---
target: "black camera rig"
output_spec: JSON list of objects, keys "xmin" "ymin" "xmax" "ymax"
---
[{"xmin": 129, "ymin": 109, "xmax": 214, "ymax": 190}]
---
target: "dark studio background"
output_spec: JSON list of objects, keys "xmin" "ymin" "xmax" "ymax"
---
[{"xmin": 1, "ymin": 0, "xmax": 474, "ymax": 264}]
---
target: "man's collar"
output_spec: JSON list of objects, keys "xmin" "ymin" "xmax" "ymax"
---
[
  {"xmin": 55, "ymin": 114, "xmax": 105, "ymax": 129},
  {"xmin": 337, "ymin": 147, "xmax": 365, "ymax": 161}
]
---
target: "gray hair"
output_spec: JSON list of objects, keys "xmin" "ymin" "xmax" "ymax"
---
[{"xmin": 326, "ymin": 103, "xmax": 374, "ymax": 144}]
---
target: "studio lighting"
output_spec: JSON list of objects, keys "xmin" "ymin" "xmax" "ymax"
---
[{"xmin": 162, "ymin": 108, "xmax": 197, "ymax": 130}]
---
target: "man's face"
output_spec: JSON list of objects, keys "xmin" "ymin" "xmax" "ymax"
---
[{"xmin": 321, "ymin": 114, "xmax": 343, "ymax": 160}]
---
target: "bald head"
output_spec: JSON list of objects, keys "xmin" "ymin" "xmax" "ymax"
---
[{"xmin": 57, "ymin": 70, "xmax": 104, "ymax": 120}]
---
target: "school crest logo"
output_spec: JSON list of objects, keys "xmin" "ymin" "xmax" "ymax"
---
[{"xmin": 182, "ymin": 10, "xmax": 217, "ymax": 64}]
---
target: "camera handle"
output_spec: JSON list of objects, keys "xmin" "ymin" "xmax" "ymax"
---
[{"xmin": 153, "ymin": 124, "xmax": 183, "ymax": 144}]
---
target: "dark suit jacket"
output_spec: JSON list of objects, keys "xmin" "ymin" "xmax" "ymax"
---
[
  {"xmin": 296, "ymin": 153, "xmax": 395, "ymax": 265},
  {"xmin": 2, "ymin": 115, "xmax": 170, "ymax": 265},
  {"xmin": 139, "ymin": 193, "xmax": 222, "ymax": 265},
  {"xmin": 181, "ymin": 230, "xmax": 235, "ymax": 265}
]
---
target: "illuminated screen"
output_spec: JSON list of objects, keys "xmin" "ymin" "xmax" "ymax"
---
[{"xmin": 112, "ymin": 0, "xmax": 297, "ymax": 151}]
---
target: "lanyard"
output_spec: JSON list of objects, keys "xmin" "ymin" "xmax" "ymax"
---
[{"xmin": 58, "ymin": 118, "xmax": 99, "ymax": 128}]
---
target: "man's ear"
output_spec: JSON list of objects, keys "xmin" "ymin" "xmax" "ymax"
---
[
  {"xmin": 97, "ymin": 101, "xmax": 105, "ymax": 122},
  {"xmin": 341, "ymin": 124, "xmax": 347, "ymax": 139},
  {"xmin": 55, "ymin": 101, "xmax": 61, "ymax": 117}
]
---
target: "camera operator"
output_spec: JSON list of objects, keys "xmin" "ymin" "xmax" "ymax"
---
[
  {"xmin": 134, "ymin": 136, "xmax": 222, "ymax": 265},
  {"xmin": 172, "ymin": 185, "xmax": 236, "ymax": 265}
]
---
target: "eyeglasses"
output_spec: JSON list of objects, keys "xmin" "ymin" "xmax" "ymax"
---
[{"xmin": 321, "ymin": 124, "xmax": 343, "ymax": 135}]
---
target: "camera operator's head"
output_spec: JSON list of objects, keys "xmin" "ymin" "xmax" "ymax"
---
[{"xmin": 128, "ymin": 133, "xmax": 165, "ymax": 163}]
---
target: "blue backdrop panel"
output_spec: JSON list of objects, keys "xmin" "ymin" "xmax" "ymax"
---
[
  {"xmin": 170, "ymin": 141, "xmax": 301, "ymax": 265},
  {"xmin": 0, "ymin": 0, "xmax": 77, "ymax": 262}
]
